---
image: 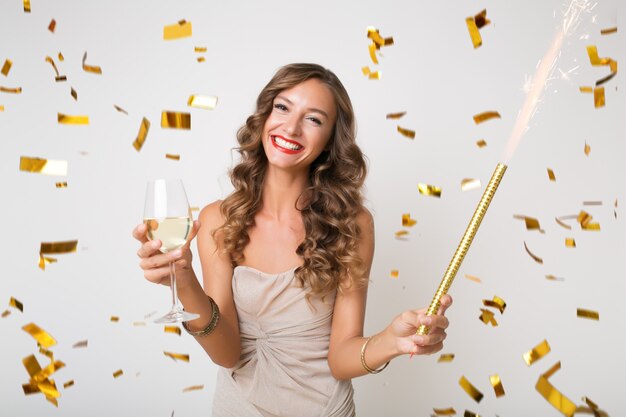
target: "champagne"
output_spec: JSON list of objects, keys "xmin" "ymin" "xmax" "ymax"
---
[{"xmin": 144, "ymin": 216, "xmax": 192, "ymax": 253}]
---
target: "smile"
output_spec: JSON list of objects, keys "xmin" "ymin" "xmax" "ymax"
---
[{"xmin": 271, "ymin": 135, "xmax": 304, "ymax": 154}]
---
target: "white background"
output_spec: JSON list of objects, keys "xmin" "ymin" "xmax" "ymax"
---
[{"xmin": 1, "ymin": 0, "xmax": 624, "ymax": 416}]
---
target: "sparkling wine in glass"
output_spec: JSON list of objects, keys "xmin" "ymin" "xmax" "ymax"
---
[{"xmin": 143, "ymin": 179, "xmax": 199, "ymax": 323}]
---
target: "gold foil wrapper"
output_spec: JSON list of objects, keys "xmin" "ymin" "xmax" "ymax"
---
[
  {"xmin": 164, "ymin": 20, "xmax": 192, "ymax": 40},
  {"xmin": 535, "ymin": 361, "xmax": 577, "ymax": 417},
  {"xmin": 577, "ymin": 308, "xmax": 599, "ymax": 320},
  {"xmin": 459, "ymin": 376, "xmax": 483, "ymax": 402},
  {"xmin": 164, "ymin": 326, "xmax": 181, "ymax": 336},
  {"xmin": 182, "ymin": 384, "xmax": 204, "ymax": 392},
  {"xmin": 396, "ymin": 126, "xmax": 415, "ymax": 139},
  {"xmin": 58, "ymin": 113, "xmax": 89, "ymax": 125},
  {"xmin": 133, "ymin": 117, "xmax": 150, "ymax": 151},
  {"xmin": 40, "ymin": 240, "xmax": 77, "ymax": 254},
  {"xmin": 82, "ymin": 52, "xmax": 102, "ymax": 74},
  {"xmin": 1, "ymin": 59, "xmax": 12, "ymax": 76},
  {"xmin": 489, "ymin": 374, "xmax": 505, "ymax": 397},
  {"xmin": 22, "ymin": 323, "xmax": 57, "ymax": 348},
  {"xmin": 433, "ymin": 408, "xmax": 456, "ymax": 415},
  {"xmin": 112, "ymin": 369, "xmax": 123, "ymax": 378},
  {"xmin": 523, "ymin": 339, "xmax": 551, "ymax": 365},
  {"xmin": 188, "ymin": 95, "xmax": 218, "ymax": 110},
  {"xmin": 386, "ymin": 111, "xmax": 406, "ymax": 119},
  {"xmin": 418, "ymin": 183, "xmax": 442, "ymax": 198},
  {"xmin": 402, "ymin": 213, "xmax": 417, "ymax": 227},
  {"xmin": 10, "ymin": 296, "xmax": 24, "ymax": 312},
  {"xmin": 438, "ymin": 353, "xmax": 455, "ymax": 362},
  {"xmin": 523, "ymin": 241, "xmax": 543, "ymax": 264},
  {"xmin": 161, "ymin": 111, "xmax": 191, "ymax": 129},
  {"xmin": 164, "ymin": 351, "xmax": 190, "ymax": 362},
  {"xmin": 461, "ymin": 178, "xmax": 481, "ymax": 192},
  {"xmin": 547, "ymin": 168, "xmax": 556, "ymax": 181},
  {"xmin": 473, "ymin": 111, "xmax": 500, "ymax": 124}
]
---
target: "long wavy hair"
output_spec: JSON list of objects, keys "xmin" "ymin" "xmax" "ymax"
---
[{"xmin": 216, "ymin": 63, "xmax": 368, "ymax": 299}]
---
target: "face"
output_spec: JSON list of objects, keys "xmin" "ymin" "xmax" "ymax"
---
[{"xmin": 261, "ymin": 78, "xmax": 337, "ymax": 174}]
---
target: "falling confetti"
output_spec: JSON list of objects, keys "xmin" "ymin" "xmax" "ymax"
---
[
  {"xmin": 48, "ymin": 19, "xmax": 56, "ymax": 33},
  {"xmin": 535, "ymin": 361, "xmax": 576, "ymax": 416},
  {"xmin": 161, "ymin": 111, "xmax": 191, "ymax": 129},
  {"xmin": 577, "ymin": 308, "xmax": 599, "ymax": 320},
  {"xmin": 390, "ymin": 270, "xmax": 399, "ymax": 279},
  {"xmin": 188, "ymin": 95, "xmax": 218, "ymax": 110},
  {"xmin": 361, "ymin": 66, "xmax": 381, "ymax": 80},
  {"xmin": 482, "ymin": 295, "xmax": 506, "ymax": 314},
  {"xmin": 58, "ymin": 113, "xmax": 89, "ymax": 125},
  {"xmin": 402, "ymin": 213, "xmax": 417, "ymax": 227},
  {"xmin": 1, "ymin": 59, "xmax": 12, "ymax": 76},
  {"xmin": 10, "ymin": 296, "xmax": 24, "ymax": 312},
  {"xmin": 0, "ymin": 86, "xmax": 22, "ymax": 93},
  {"xmin": 62, "ymin": 380, "xmax": 74, "ymax": 389},
  {"xmin": 433, "ymin": 408, "xmax": 456, "ymax": 415},
  {"xmin": 547, "ymin": 168, "xmax": 556, "ymax": 181},
  {"xmin": 386, "ymin": 111, "xmax": 406, "ymax": 119},
  {"xmin": 489, "ymin": 374, "xmax": 505, "ymax": 397},
  {"xmin": 114, "ymin": 105, "xmax": 128, "ymax": 115},
  {"xmin": 164, "ymin": 20, "xmax": 192, "ymax": 40},
  {"xmin": 22, "ymin": 323, "xmax": 57, "ymax": 348},
  {"xmin": 110, "ymin": 316, "xmax": 119, "ymax": 322},
  {"xmin": 565, "ymin": 238, "xmax": 576, "ymax": 248},
  {"xmin": 133, "ymin": 117, "xmax": 150, "ymax": 151},
  {"xmin": 523, "ymin": 241, "xmax": 543, "ymax": 264},
  {"xmin": 464, "ymin": 274, "xmax": 481, "ymax": 283},
  {"xmin": 473, "ymin": 111, "xmax": 500, "ymax": 124},
  {"xmin": 165, "ymin": 154, "xmax": 180, "ymax": 161},
  {"xmin": 600, "ymin": 27, "xmax": 617, "ymax": 35},
  {"xmin": 82, "ymin": 52, "xmax": 102, "ymax": 74},
  {"xmin": 460, "ymin": 178, "xmax": 481, "ymax": 192},
  {"xmin": 72, "ymin": 340, "xmax": 88, "ymax": 348},
  {"xmin": 396, "ymin": 126, "xmax": 415, "ymax": 139},
  {"xmin": 182, "ymin": 385, "xmax": 204, "ymax": 393},
  {"xmin": 479, "ymin": 309, "xmax": 498, "ymax": 326},
  {"xmin": 164, "ymin": 352, "xmax": 190, "ymax": 362},
  {"xmin": 164, "ymin": 326, "xmax": 181, "ymax": 336},
  {"xmin": 113, "ymin": 369, "xmax": 123, "ymax": 378},
  {"xmin": 476, "ymin": 139, "xmax": 487, "ymax": 148},
  {"xmin": 465, "ymin": 9, "xmax": 491, "ymax": 49},
  {"xmin": 418, "ymin": 183, "xmax": 442, "ymax": 198},
  {"xmin": 523, "ymin": 339, "xmax": 551, "ymax": 366},
  {"xmin": 459, "ymin": 376, "xmax": 483, "ymax": 403},
  {"xmin": 438, "ymin": 354, "xmax": 455, "ymax": 363}
]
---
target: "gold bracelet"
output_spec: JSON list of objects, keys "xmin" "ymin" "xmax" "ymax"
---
[
  {"xmin": 182, "ymin": 296, "xmax": 220, "ymax": 337},
  {"xmin": 360, "ymin": 336, "xmax": 390, "ymax": 374}
]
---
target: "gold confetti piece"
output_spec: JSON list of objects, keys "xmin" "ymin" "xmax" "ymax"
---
[
  {"xmin": 194, "ymin": 46, "xmax": 207, "ymax": 52},
  {"xmin": 464, "ymin": 274, "xmax": 481, "ymax": 283},
  {"xmin": 479, "ymin": 308, "xmax": 498, "ymax": 326},
  {"xmin": 2, "ymin": 310, "xmax": 10, "ymax": 317},
  {"xmin": 390, "ymin": 270, "xmax": 399, "ymax": 279},
  {"xmin": 0, "ymin": 86, "xmax": 22, "ymax": 93},
  {"xmin": 165, "ymin": 154, "xmax": 180, "ymax": 161},
  {"xmin": 601, "ymin": 27, "xmax": 617, "ymax": 35},
  {"xmin": 197, "ymin": 57, "xmax": 205, "ymax": 63},
  {"xmin": 182, "ymin": 385, "xmax": 204, "ymax": 393},
  {"xmin": 490, "ymin": 374, "xmax": 505, "ymax": 397},
  {"xmin": 58, "ymin": 52, "xmax": 64, "ymax": 61},
  {"xmin": 164, "ymin": 20, "xmax": 192, "ymax": 40},
  {"xmin": 366, "ymin": 26, "xmax": 393, "ymax": 48},
  {"xmin": 361, "ymin": 66, "xmax": 381, "ymax": 79},
  {"xmin": 577, "ymin": 211, "xmax": 592, "ymax": 227},
  {"xmin": 38, "ymin": 255, "xmax": 57, "ymax": 270},
  {"xmin": 433, "ymin": 408, "xmax": 456, "ymax": 415},
  {"xmin": 133, "ymin": 321, "xmax": 146, "ymax": 326},
  {"xmin": 579, "ymin": 86, "xmax": 593, "ymax": 93},
  {"xmin": 586, "ymin": 46, "xmax": 612, "ymax": 66},
  {"xmin": 368, "ymin": 43, "xmax": 379, "ymax": 64},
  {"xmin": 48, "ymin": 19, "xmax": 56, "ymax": 33},
  {"xmin": 190, "ymin": 206, "xmax": 200, "ymax": 212},
  {"xmin": 72, "ymin": 340, "xmax": 88, "ymax": 348},
  {"xmin": 535, "ymin": 362, "xmax": 577, "ymax": 417},
  {"xmin": 394, "ymin": 230, "xmax": 409, "ymax": 238},
  {"xmin": 164, "ymin": 326, "xmax": 181, "ymax": 336},
  {"xmin": 396, "ymin": 126, "xmax": 415, "ymax": 139},
  {"xmin": 82, "ymin": 51, "xmax": 102, "ymax": 74},
  {"xmin": 23, "ymin": 0, "xmax": 31, "ymax": 12},
  {"xmin": 0, "ymin": 105, "xmax": 4, "ymax": 111},
  {"xmin": 110, "ymin": 316, "xmax": 119, "ymax": 322},
  {"xmin": 40, "ymin": 240, "xmax": 77, "ymax": 254},
  {"xmin": 418, "ymin": 183, "xmax": 442, "ymax": 198},
  {"xmin": 513, "ymin": 215, "xmax": 544, "ymax": 232},
  {"xmin": 545, "ymin": 274, "xmax": 564, "ymax": 281},
  {"xmin": 187, "ymin": 95, "xmax": 218, "ymax": 110},
  {"xmin": 577, "ymin": 308, "xmax": 599, "ymax": 320},
  {"xmin": 476, "ymin": 139, "xmax": 487, "ymax": 148},
  {"xmin": 474, "ymin": 9, "xmax": 490, "ymax": 28},
  {"xmin": 547, "ymin": 168, "xmax": 556, "ymax": 181},
  {"xmin": 386, "ymin": 111, "xmax": 406, "ymax": 119},
  {"xmin": 438, "ymin": 353, "xmax": 455, "ymax": 362},
  {"xmin": 465, "ymin": 18, "xmax": 482, "ymax": 49},
  {"xmin": 459, "ymin": 376, "xmax": 483, "ymax": 403},
  {"xmin": 63, "ymin": 380, "xmax": 74, "ymax": 389},
  {"xmin": 565, "ymin": 238, "xmax": 576, "ymax": 248},
  {"xmin": 58, "ymin": 113, "xmax": 89, "ymax": 125},
  {"xmin": 596, "ymin": 72, "xmax": 616, "ymax": 86},
  {"xmin": 555, "ymin": 216, "xmax": 573, "ymax": 230},
  {"xmin": 483, "ymin": 295, "xmax": 506, "ymax": 314},
  {"xmin": 463, "ymin": 411, "xmax": 481, "ymax": 417},
  {"xmin": 523, "ymin": 241, "xmax": 543, "ymax": 264},
  {"xmin": 114, "ymin": 105, "xmax": 128, "ymax": 115},
  {"xmin": 133, "ymin": 117, "xmax": 150, "ymax": 151},
  {"xmin": 161, "ymin": 111, "xmax": 191, "ymax": 129},
  {"xmin": 164, "ymin": 351, "xmax": 190, "ymax": 362},
  {"xmin": 22, "ymin": 323, "xmax": 57, "ymax": 348},
  {"xmin": 113, "ymin": 369, "xmax": 123, "ymax": 378},
  {"xmin": 523, "ymin": 339, "xmax": 551, "ymax": 366},
  {"xmin": 583, "ymin": 201, "xmax": 602, "ymax": 206},
  {"xmin": 70, "ymin": 87, "xmax": 77, "ymax": 101},
  {"xmin": 10, "ymin": 297, "xmax": 24, "ymax": 312},
  {"xmin": 402, "ymin": 213, "xmax": 417, "ymax": 227},
  {"xmin": 473, "ymin": 111, "xmax": 500, "ymax": 124},
  {"xmin": 461, "ymin": 178, "xmax": 481, "ymax": 192},
  {"xmin": 55, "ymin": 181, "xmax": 67, "ymax": 188},
  {"xmin": 1, "ymin": 59, "xmax": 12, "ymax": 76},
  {"xmin": 593, "ymin": 87, "xmax": 605, "ymax": 108}
]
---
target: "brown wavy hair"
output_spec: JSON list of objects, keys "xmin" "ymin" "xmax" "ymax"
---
[{"xmin": 216, "ymin": 63, "xmax": 368, "ymax": 299}]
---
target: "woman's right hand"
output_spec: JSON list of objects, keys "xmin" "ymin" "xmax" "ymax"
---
[{"xmin": 132, "ymin": 220, "xmax": 201, "ymax": 288}]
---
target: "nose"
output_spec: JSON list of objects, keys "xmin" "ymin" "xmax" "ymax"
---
[{"xmin": 283, "ymin": 113, "xmax": 301, "ymax": 137}]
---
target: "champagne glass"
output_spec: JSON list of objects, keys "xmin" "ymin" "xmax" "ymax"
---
[{"xmin": 143, "ymin": 179, "xmax": 199, "ymax": 323}]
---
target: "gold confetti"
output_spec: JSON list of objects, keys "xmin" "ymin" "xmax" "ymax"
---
[
  {"xmin": 164, "ymin": 326, "xmax": 181, "ymax": 336},
  {"xmin": 490, "ymin": 374, "xmax": 505, "ymax": 397},
  {"xmin": 464, "ymin": 274, "xmax": 481, "ymax": 283},
  {"xmin": 0, "ymin": 86, "xmax": 22, "ymax": 93},
  {"xmin": 396, "ymin": 126, "xmax": 415, "ymax": 139},
  {"xmin": 402, "ymin": 213, "xmax": 417, "ymax": 227},
  {"xmin": 461, "ymin": 178, "xmax": 481, "ymax": 192},
  {"xmin": 182, "ymin": 385, "xmax": 204, "ymax": 393},
  {"xmin": 0, "ymin": 105, "xmax": 4, "ymax": 111},
  {"xmin": 368, "ymin": 43, "xmax": 378, "ymax": 64},
  {"xmin": 58, "ymin": 113, "xmax": 89, "ymax": 125},
  {"xmin": 22, "ymin": 323, "xmax": 57, "ymax": 348},
  {"xmin": 70, "ymin": 87, "xmax": 77, "ymax": 101},
  {"xmin": 438, "ymin": 354, "xmax": 455, "ymax": 362},
  {"xmin": 586, "ymin": 45, "xmax": 612, "ymax": 67},
  {"xmin": 38, "ymin": 255, "xmax": 57, "ymax": 270},
  {"xmin": 72, "ymin": 340, "xmax": 88, "ymax": 348},
  {"xmin": 593, "ymin": 87, "xmax": 605, "ymax": 108},
  {"xmin": 22, "ymin": 354, "xmax": 64, "ymax": 406},
  {"xmin": 390, "ymin": 270, "xmax": 399, "ymax": 279},
  {"xmin": 547, "ymin": 168, "xmax": 556, "ymax": 181},
  {"xmin": 601, "ymin": 27, "xmax": 617, "ymax": 35},
  {"xmin": 465, "ymin": 10, "xmax": 490, "ymax": 49},
  {"xmin": 523, "ymin": 241, "xmax": 543, "ymax": 264},
  {"xmin": 165, "ymin": 154, "xmax": 180, "ymax": 161},
  {"xmin": 476, "ymin": 139, "xmax": 487, "ymax": 148},
  {"xmin": 483, "ymin": 295, "xmax": 506, "ymax": 314},
  {"xmin": 164, "ymin": 20, "xmax": 192, "ymax": 40},
  {"xmin": 23, "ymin": 0, "xmax": 31, "ymax": 12},
  {"xmin": 1, "ymin": 59, "xmax": 12, "ymax": 76},
  {"xmin": 110, "ymin": 316, "xmax": 119, "ymax": 322},
  {"xmin": 45, "ymin": 56, "xmax": 62, "ymax": 79},
  {"xmin": 40, "ymin": 241, "xmax": 77, "ymax": 254},
  {"xmin": 386, "ymin": 111, "xmax": 406, "ymax": 119},
  {"xmin": 190, "ymin": 206, "xmax": 200, "ymax": 212},
  {"xmin": 194, "ymin": 46, "xmax": 207, "ymax": 52},
  {"xmin": 63, "ymin": 380, "xmax": 74, "ymax": 389},
  {"xmin": 577, "ymin": 308, "xmax": 599, "ymax": 320},
  {"xmin": 463, "ymin": 412, "xmax": 480, "ymax": 417},
  {"xmin": 1, "ymin": 310, "xmax": 10, "ymax": 318},
  {"xmin": 433, "ymin": 408, "xmax": 456, "ymax": 415},
  {"xmin": 133, "ymin": 321, "xmax": 146, "ymax": 326},
  {"xmin": 565, "ymin": 238, "xmax": 576, "ymax": 248},
  {"xmin": 583, "ymin": 201, "xmax": 602, "ymax": 206},
  {"xmin": 366, "ymin": 26, "xmax": 393, "ymax": 48},
  {"xmin": 197, "ymin": 57, "xmax": 205, "ymax": 63},
  {"xmin": 523, "ymin": 339, "xmax": 551, "ymax": 366},
  {"xmin": 596, "ymin": 72, "xmax": 616, "ymax": 86},
  {"xmin": 361, "ymin": 66, "xmax": 381, "ymax": 79},
  {"xmin": 113, "ymin": 369, "xmax": 123, "ymax": 378},
  {"xmin": 187, "ymin": 95, "xmax": 218, "ymax": 110},
  {"xmin": 164, "ymin": 351, "xmax": 190, "ymax": 362},
  {"xmin": 394, "ymin": 230, "xmax": 409, "ymax": 238},
  {"xmin": 577, "ymin": 210, "xmax": 600, "ymax": 231},
  {"xmin": 82, "ymin": 51, "xmax": 102, "ymax": 74},
  {"xmin": 545, "ymin": 274, "xmax": 564, "ymax": 281},
  {"xmin": 535, "ymin": 362, "xmax": 577, "ymax": 417},
  {"xmin": 514, "ymin": 215, "xmax": 544, "ymax": 232},
  {"xmin": 48, "ymin": 19, "xmax": 56, "ymax": 33},
  {"xmin": 473, "ymin": 111, "xmax": 500, "ymax": 124},
  {"xmin": 418, "ymin": 183, "xmax": 442, "ymax": 198},
  {"xmin": 579, "ymin": 86, "xmax": 593, "ymax": 93},
  {"xmin": 58, "ymin": 52, "xmax": 64, "ymax": 61},
  {"xmin": 10, "ymin": 296, "xmax": 24, "ymax": 312},
  {"xmin": 479, "ymin": 309, "xmax": 498, "ymax": 326},
  {"xmin": 161, "ymin": 111, "xmax": 191, "ymax": 129},
  {"xmin": 459, "ymin": 376, "xmax": 483, "ymax": 403},
  {"xmin": 114, "ymin": 105, "xmax": 128, "ymax": 115},
  {"xmin": 133, "ymin": 117, "xmax": 150, "ymax": 151}
]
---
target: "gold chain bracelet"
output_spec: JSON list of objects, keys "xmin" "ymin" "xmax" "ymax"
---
[
  {"xmin": 182, "ymin": 296, "xmax": 220, "ymax": 337},
  {"xmin": 360, "ymin": 336, "xmax": 390, "ymax": 374}
]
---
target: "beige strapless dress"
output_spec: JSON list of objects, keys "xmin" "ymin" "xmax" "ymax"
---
[{"xmin": 212, "ymin": 266, "xmax": 355, "ymax": 417}]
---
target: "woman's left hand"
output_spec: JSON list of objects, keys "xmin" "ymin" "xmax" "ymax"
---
[{"xmin": 386, "ymin": 294, "xmax": 453, "ymax": 356}]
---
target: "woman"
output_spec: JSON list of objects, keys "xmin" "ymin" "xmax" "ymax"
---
[{"xmin": 133, "ymin": 63, "xmax": 452, "ymax": 417}]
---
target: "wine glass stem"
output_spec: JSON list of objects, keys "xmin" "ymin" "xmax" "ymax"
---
[{"xmin": 169, "ymin": 261, "xmax": 181, "ymax": 311}]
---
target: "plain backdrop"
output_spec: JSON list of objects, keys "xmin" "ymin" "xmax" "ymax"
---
[{"xmin": 1, "ymin": 0, "xmax": 624, "ymax": 416}]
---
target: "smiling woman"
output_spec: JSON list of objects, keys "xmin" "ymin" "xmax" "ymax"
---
[{"xmin": 133, "ymin": 63, "xmax": 452, "ymax": 417}]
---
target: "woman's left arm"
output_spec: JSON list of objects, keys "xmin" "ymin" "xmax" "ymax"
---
[{"xmin": 327, "ymin": 209, "xmax": 452, "ymax": 381}]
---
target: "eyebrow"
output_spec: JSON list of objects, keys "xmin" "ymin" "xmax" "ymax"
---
[{"xmin": 275, "ymin": 95, "xmax": 329, "ymax": 118}]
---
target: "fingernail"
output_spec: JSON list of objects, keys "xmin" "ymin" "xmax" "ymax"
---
[{"xmin": 171, "ymin": 250, "xmax": 182, "ymax": 258}]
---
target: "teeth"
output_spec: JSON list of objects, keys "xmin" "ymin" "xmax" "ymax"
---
[{"xmin": 273, "ymin": 136, "xmax": 302, "ymax": 151}]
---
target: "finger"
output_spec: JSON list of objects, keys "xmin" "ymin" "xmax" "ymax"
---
[
  {"xmin": 136, "ymin": 239, "xmax": 163, "ymax": 259},
  {"xmin": 139, "ymin": 251, "xmax": 174, "ymax": 270},
  {"xmin": 132, "ymin": 223, "xmax": 149, "ymax": 243},
  {"xmin": 143, "ymin": 267, "xmax": 171, "ymax": 285},
  {"xmin": 413, "ymin": 330, "xmax": 446, "ymax": 346},
  {"xmin": 437, "ymin": 295, "xmax": 453, "ymax": 315},
  {"xmin": 413, "ymin": 342, "xmax": 444, "ymax": 356},
  {"xmin": 425, "ymin": 314, "xmax": 449, "ymax": 330}
]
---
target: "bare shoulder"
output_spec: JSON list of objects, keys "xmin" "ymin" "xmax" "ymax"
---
[
  {"xmin": 198, "ymin": 200, "xmax": 225, "ymax": 232},
  {"xmin": 356, "ymin": 207, "xmax": 374, "ymax": 238}
]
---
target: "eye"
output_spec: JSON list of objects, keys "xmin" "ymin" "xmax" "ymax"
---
[
  {"xmin": 307, "ymin": 117, "xmax": 322, "ymax": 126},
  {"xmin": 274, "ymin": 103, "xmax": 288, "ymax": 111}
]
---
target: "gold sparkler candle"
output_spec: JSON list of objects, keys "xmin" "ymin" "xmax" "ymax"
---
[{"xmin": 417, "ymin": 163, "xmax": 506, "ymax": 335}]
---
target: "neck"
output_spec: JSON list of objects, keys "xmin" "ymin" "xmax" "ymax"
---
[{"xmin": 260, "ymin": 166, "xmax": 308, "ymax": 221}]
